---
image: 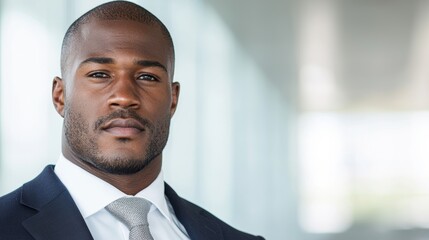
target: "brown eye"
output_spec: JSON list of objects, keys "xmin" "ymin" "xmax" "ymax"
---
[
  {"xmin": 137, "ymin": 74, "xmax": 158, "ymax": 81},
  {"xmin": 89, "ymin": 72, "xmax": 110, "ymax": 78}
]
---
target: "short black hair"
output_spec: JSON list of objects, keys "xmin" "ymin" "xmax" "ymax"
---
[{"xmin": 60, "ymin": 0, "xmax": 174, "ymax": 76}]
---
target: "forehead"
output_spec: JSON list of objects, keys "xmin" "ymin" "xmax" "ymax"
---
[{"xmin": 67, "ymin": 19, "xmax": 173, "ymax": 73}]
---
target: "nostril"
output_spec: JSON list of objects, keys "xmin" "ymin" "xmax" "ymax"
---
[
  {"xmin": 108, "ymin": 96, "xmax": 140, "ymax": 109},
  {"xmin": 107, "ymin": 81, "xmax": 141, "ymax": 108}
]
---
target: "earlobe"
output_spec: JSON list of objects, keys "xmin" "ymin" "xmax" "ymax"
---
[
  {"xmin": 170, "ymin": 82, "xmax": 180, "ymax": 117},
  {"xmin": 52, "ymin": 77, "xmax": 65, "ymax": 117}
]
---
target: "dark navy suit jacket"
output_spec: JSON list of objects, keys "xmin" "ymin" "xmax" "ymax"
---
[{"xmin": 0, "ymin": 165, "xmax": 263, "ymax": 240}]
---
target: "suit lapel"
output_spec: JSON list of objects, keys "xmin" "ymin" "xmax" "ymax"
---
[
  {"xmin": 165, "ymin": 183, "xmax": 224, "ymax": 240},
  {"xmin": 19, "ymin": 167, "xmax": 223, "ymax": 240},
  {"xmin": 20, "ymin": 165, "xmax": 93, "ymax": 240}
]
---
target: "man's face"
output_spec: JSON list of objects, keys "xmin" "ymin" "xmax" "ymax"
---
[{"xmin": 54, "ymin": 20, "xmax": 178, "ymax": 175}]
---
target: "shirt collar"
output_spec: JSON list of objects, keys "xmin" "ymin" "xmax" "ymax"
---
[{"xmin": 54, "ymin": 154, "xmax": 171, "ymax": 221}]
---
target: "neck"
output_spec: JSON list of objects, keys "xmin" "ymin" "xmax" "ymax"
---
[
  {"xmin": 90, "ymin": 159, "xmax": 162, "ymax": 196},
  {"xmin": 62, "ymin": 145, "xmax": 162, "ymax": 196}
]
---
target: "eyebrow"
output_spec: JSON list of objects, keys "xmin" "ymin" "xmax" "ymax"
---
[
  {"xmin": 136, "ymin": 60, "xmax": 167, "ymax": 72},
  {"xmin": 79, "ymin": 57, "xmax": 167, "ymax": 72},
  {"xmin": 80, "ymin": 57, "xmax": 113, "ymax": 66}
]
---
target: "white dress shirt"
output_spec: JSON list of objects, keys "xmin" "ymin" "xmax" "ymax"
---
[{"xmin": 54, "ymin": 155, "xmax": 190, "ymax": 240}]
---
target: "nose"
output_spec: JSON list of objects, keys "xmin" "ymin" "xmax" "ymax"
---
[{"xmin": 107, "ymin": 77, "xmax": 140, "ymax": 109}]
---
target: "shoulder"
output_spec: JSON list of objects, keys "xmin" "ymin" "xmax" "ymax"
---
[
  {"xmin": 0, "ymin": 165, "xmax": 65, "ymax": 239},
  {"xmin": 0, "ymin": 186, "xmax": 37, "ymax": 220},
  {"xmin": 165, "ymin": 183, "xmax": 264, "ymax": 240},
  {"xmin": 185, "ymin": 198, "xmax": 264, "ymax": 239},
  {"xmin": 0, "ymin": 187, "xmax": 36, "ymax": 238}
]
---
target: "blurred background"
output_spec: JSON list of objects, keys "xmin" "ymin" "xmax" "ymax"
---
[{"xmin": 1, "ymin": 0, "xmax": 429, "ymax": 239}]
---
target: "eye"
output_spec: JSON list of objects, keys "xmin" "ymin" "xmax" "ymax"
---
[
  {"xmin": 88, "ymin": 72, "xmax": 110, "ymax": 78},
  {"xmin": 137, "ymin": 74, "xmax": 158, "ymax": 81}
]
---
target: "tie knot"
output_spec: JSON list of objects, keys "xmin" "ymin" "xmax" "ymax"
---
[{"xmin": 105, "ymin": 197, "xmax": 152, "ymax": 229}]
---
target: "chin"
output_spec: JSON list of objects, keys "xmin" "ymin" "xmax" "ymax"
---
[{"xmin": 93, "ymin": 156, "xmax": 152, "ymax": 175}]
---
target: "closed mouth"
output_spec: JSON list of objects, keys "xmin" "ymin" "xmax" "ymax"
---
[{"xmin": 101, "ymin": 118, "xmax": 145, "ymax": 136}]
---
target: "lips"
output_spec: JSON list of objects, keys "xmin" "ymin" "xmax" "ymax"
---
[{"xmin": 101, "ymin": 118, "xmax": 145, "ymax": 137}]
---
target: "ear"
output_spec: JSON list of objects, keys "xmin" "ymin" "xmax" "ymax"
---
[
  {"xmin": 170, "ymin": 82, "xmax": 180, "ymax": 117},
  {"xmin": 52, "ymin": 76, "xmax": 65, "ymax": 117}
]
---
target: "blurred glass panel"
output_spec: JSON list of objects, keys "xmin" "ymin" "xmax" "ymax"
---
[{"xmin": 299, "ymin": 112, "xmax": 429, "ymax": 238}]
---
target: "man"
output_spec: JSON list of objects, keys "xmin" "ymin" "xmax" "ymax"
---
[{"xmin": 0, "ymin": 1, "xmax": 264, "ymax": 240}]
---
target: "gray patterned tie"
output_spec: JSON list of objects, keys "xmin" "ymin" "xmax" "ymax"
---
[{"xmin": 105, "ymin": 197, "xmax": 154, "ymax": 240}]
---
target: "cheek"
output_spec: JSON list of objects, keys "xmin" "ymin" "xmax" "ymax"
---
[
  {"xmin": 145, "ymin": 96, "xmax": 172, "ymax": 120},
  {"xmin": 65, "ymin": 95, "xmax": 102, "ymax": 128}
]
